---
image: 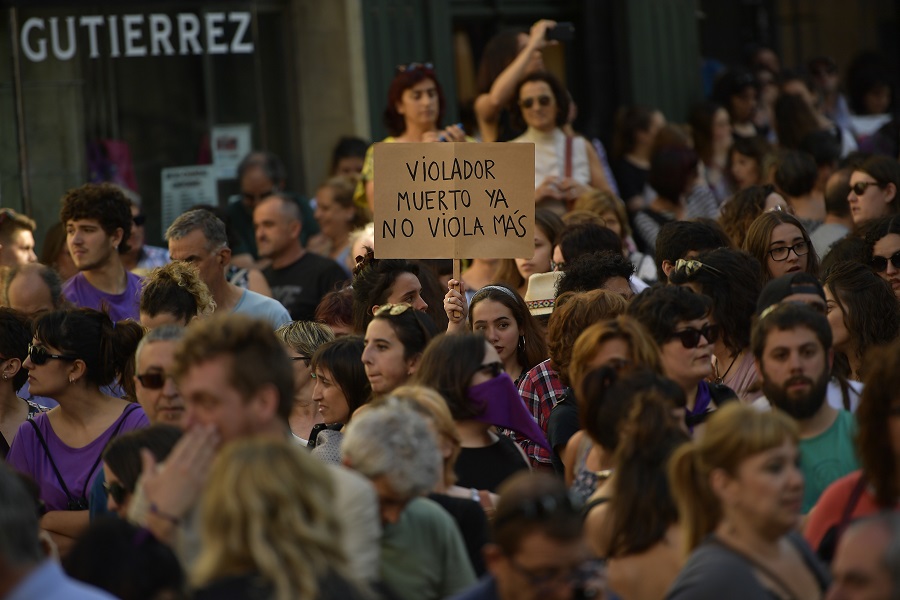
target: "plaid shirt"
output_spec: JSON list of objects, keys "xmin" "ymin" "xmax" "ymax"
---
[{"xmin": 511, "ymin": 359, "xmax": 566, "ymax": 468}]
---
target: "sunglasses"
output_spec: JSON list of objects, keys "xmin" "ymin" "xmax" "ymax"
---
[
  {"xmin": 479, "ymin": 361, "xmax": 504, "ymax": 378},
  {"xmin": 136, "ymin": 371, "xmax": 170, "ymax": 390},
  {"xmin": 133, "ymin": 214, "xmax": 147, "ymax": 227},
  {"xmin": 28, "ymin": 343, "xmax": 77, "ymax": 366},
  {"xmin": 674, "ymin": 259, "xmax": 724, "ymax": 277},
  {"xmin": 395, "ymin": 62, "xmax": 434, "ymax": 74},
  {"xmin": 519, "ymin": 95, "xmax": 552, "ymax": 109},
  {"xmin": 669, "ymin": 324, "xmax": 719, "ymax": 349},
  {"xmin": 870, "ymin": 251, "xmax": 900, "ymax": 273},
  {"xmin": 374, "ymin": 303, "xmax": 414, "ymax": 317},
  {"xmin": 291, "ymin": 356, "xmax": 311, "ymax": 368},
  {"xmin": 850, "ymin": 181, "xmax": 884, "ymax": 196},
  {"xmin": 104, "ymin": 480, "xmax": 128, "ymax": 505},
  {"xmin": 768, "ymin": 241, "xmax": 809, "ymax": 262}
]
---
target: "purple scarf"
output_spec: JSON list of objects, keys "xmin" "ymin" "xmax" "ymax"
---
[{"xmin": 468, "ymin": 373, "xmax": 552, "ymax": 451}]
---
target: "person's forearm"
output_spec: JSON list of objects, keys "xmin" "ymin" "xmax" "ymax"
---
[{"xmin": 41, "ymin": 510, "xmax": 88, "ymax": 538}]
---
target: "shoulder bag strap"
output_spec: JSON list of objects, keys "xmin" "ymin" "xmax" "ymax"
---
[
  {"xmin": 564, "ymin": 135, "xmax": 574, "ymax": 179},
  {"xmin": 27, "ymin": 416, "xmax": 79, "ymax": 506},
  {"xmin": 79, "ymin": 403, "xmax": 140, "ymax": 499},
  {"xmin": 709, "ymin": 536, "xmax": 801, "ymax": 600}
]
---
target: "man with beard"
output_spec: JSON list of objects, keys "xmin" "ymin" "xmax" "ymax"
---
[{"xmin": 751, "ymin": 303, "xmax": 859, "ymax": 513}]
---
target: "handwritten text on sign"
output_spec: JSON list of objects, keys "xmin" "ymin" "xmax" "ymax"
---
[{"xmin": 374, "ymin": 143, "xmax": 534, "ymax": 259}]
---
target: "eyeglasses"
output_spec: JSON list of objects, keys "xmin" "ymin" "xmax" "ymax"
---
[
  {"xmin": 136, "ymin": 372, "xmax": 170, "ymax": 390},
  {"xmin": 674, "ymin": 259, "xmax": 724, "ymax": 277},
  {"xmin": 28, "ymin": 343, "xmax": 77, "ymax": 366},
  {"xmin": 519, "ymin": 95, "xmax": 552, "ymax": 109},
  {"xmin": 768, "ymin": 241, "xmax": 809, "ymax": 262},
  {"xmin": 550, "ymin": 259, "xmax": 566, "ymax": 272},
  {"xmin": 479, "ymin": 361, "xmax": 504, "ymax": 378},
  {"xmin": 103, "ymin": 480, "xmax": 128, "ymax": 505},
  {"xmin": 290, "ymin": 356, "xmax": 311, "ymax": 368},
  {"xmin": 850, "ymin": 180, "xmax": 884, "ymax": 196},
  {"xmin": 668, "ymin": 324, "xmax": 719, "ymax": 349},
  {"xmin": 395, "ymin": 62, "xmax": 434, "ymax": 74},
  {"xmin": 132, "ymin": 214, "xmax": 147, "ymax": 227},
  {"xmin": 870, "ymin": 251, "xmax": 900, "ymax": 273},
  {"xmin": 374, "ymin": 303, "xmax": 414, "ymax": 317}
]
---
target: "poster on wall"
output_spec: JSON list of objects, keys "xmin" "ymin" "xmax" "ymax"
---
[
  {"xmin": 161, "ymin": 165, "xmax": 217, "ymax": 229},
  {"xmin": 211, "ymin": 124, "xmax": 252, "ymax": 179}
]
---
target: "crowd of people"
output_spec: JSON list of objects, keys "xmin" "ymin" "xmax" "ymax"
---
[{"xmin": 2, "ymin": 22, "xmax": 900, "ymax": 600}]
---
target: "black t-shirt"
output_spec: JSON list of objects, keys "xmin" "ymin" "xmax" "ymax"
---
[
  {"xmin": 428, "ymin": 493, "xmax": 489, "ymax": 576},
  {"xmin": 455, "ymin": 435, "xmax": 529, "ymax": 493},
  {"xmin": 612, "ymin": 158, "xmax": 649, "ymax": 204},
  {"xmin": 262, "ymin": 253, "xmax": 348, "ymax": 321},
  {"xmin": 547, "ymin": 393, "xmax": 579, "ymax": 475}
]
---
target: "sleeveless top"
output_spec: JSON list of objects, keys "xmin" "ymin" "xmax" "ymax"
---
[
  {"xmin": 511, "ymin": 128, "xmax": 591, "ymax": 189},
  {"xmin": 570, "ymin": 436, "xmax": 608, "ymax": 506}
]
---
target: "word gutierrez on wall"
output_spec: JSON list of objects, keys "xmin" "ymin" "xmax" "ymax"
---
[{"xmin": 20, "ymin": 12, "xmax": 254, "ymax": 62}]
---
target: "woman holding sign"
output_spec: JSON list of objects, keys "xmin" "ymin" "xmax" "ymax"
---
[
  {"xmin": 354, "ymin": 63, "xmax": 469, "ymax": 212},
  {"xmin": 510, "ymin": 72, "xmax": 610, "ymax": 207}
]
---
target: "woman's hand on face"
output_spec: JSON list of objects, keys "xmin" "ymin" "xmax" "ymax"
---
[{"xmin": 443, "ymin": 279, "xmax": 468, "ymax": 332}]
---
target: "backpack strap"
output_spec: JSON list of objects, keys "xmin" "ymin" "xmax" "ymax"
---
[{"xmin": 77, "ymin": 403, "xmax": 141, "ymax": 500}]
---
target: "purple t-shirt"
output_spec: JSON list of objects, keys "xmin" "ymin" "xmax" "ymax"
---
[
  {"xmin": 62, "ymin": 271, "xmax": 144, "ymax": 322},
  {"xmin": 6, "ymin": 404, "xmax": 148, "ymax": 511}
]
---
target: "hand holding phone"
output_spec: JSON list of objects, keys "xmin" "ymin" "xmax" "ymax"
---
[{"xmin": 546, "ymin": 22, "xmax": 574, "ymax": 42}]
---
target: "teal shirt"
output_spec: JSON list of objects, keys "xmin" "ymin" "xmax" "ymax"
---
[
  {"xmin": 380, "ymin": 497, "xmax": 476, "ymax": 600},
  {"xmin": 799, "ymin": 409, "xmax": 859, "ymax": 513}
]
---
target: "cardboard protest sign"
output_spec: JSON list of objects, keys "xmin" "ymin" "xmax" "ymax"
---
[{"xmin": 374, "ymin": 142, "xmax": 535, "ymax": 259}]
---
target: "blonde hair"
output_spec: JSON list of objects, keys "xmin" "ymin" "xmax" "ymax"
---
[
  {"xmin": 572, "ymin": 189, "xmax": 632, "ymax": 238},
  {"xmin": 141, "ymin": 261, "xmax": 216, "ymax": 319},
  {"xmin": 667, "ymin": 403, "xmax": 799, "ymax": 554},
  {"xmin": 192, "ymin": 438, "xmax": 353, "ymax": 600},
  {"xmin": 374, "ymin": 385, "xmax": 461, "ymax": 488}
]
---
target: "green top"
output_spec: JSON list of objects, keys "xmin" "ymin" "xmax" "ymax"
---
[{"xmin": 799, "ymin": 409, "xmax": 859, "ymax": 513}]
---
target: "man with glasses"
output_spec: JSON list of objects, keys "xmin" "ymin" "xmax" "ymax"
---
[
  {"xmin": 0, "ymin": 207, "xmax": 37, "ymax": 268},
  {"xmin": 120, "ymin": 194, "xmax": 169, "ymax": 276},
  {"xmin": 451, "ymin": 472, "xmax": 597, "ymax": 600},
  {"xmin": 751, "ymin": 303, "xmax": 859, "ymax": 513},
  {"xmin": 226, "ymin": 151, "xmax": 318, "ymax": 269}
]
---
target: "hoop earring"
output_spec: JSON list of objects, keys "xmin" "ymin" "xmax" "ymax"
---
[{"xmin": 518, "ymin": 336, "xmax": 526, "ymax": 352}]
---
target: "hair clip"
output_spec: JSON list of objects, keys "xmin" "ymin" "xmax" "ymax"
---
[{"xmin": 675, "ymin": 258, "xmax": 724, "ymax": 277}]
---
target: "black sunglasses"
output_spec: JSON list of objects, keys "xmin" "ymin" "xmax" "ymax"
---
[
  {"xmin": 850, "ymin": 181, "xmax": 885, "ymax": 196},
  {"xmin": 136, "ymin": 372, "xmax": 168, "ymax": 390},
  {"xmin": 519, "ymin": 95, "xmax": 552, "ymax": 109},
  {"xmin": 669, "ymin": 324, "xmax": 719, "ymax": 349},
  {"xmin": 479, "ymin": 361, "xmax": 504, "ymax": 378},
  {"xmin": 133, "ymin": 214, "xmax": 147, "ymax": 226},
  {"xmin": 28, "ymin": 343, "xmax": 77, "ymax": 366},
  {"xmin": 871, "ymin": 251, "xmax": 900, "ymax": 273},
  {"xmin": 104, "ymin": 480, "xmax": 128, "ymax": 505}
]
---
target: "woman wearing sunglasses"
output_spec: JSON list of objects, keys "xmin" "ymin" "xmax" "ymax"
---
[
  {"xmin": 0, "ymin": 309, "xmax": 47, "ymax": 460},
  {"xmin": 414, "ymin": 332, "xmax": 548, "ymax": 493},
  {"xmin": 823, "ymin": 261, "xmax": 900, "ymax": 382},
  {"xmin": 743, "ymin": 210, "xmax": 819, "ymax": 286},
  {"xmin": 627, "ymin": 285, "xmax": 737, "ymax": 435},
  {"xmin": 101, "ymin": 424, "xmax": 181, "ymax": 518},
  {"xmin": 275, "ymin": 321, "xmax": 334, "ymax": 444},
  {"xmin": 6, "ymin": 308, "xmax": 148, "ymax": 549},
  {"xmin": 511, "ymin": 71, "xmax": 610, "ymax": 208},
  {"xmin": 308, "ymin": 336, "xmax": 371, "ymax": 463},
  {"xmin": 351, "ymin": 251, "xmax": 432, "ymax": 334},
  {"xmin": 362, "ymin": 303, "xmax": 439, "ymax": 397},
  {"xmin": 668, "ymin": 249, "xmax": 763, "ymax": 403},
  {"xmin": 355, "ymin": 62, "xmax": 469, "ymax": 212},
  {"xmin": 865, "ymin": 215, "xmax": 900, "ymax": 302},
  {"xmin": 847, "ymin": 155, "xmax": 900, "ymax": 226}
]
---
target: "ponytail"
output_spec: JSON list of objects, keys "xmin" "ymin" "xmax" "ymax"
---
[
  {"xmin": 667, "ymin": 443, "xmax": 721, "ymax": 555},
  {"xmin": 99, "ymin": 318, "xmax": 144, "ymax": 400}
]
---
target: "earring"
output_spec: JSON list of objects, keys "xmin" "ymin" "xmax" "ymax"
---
[
  {"xmin": 518, "ymin": 336, "xmax": 526, "ymax": 352},
  {"xmin": 1, "ymin": 374, "xmax": 7, "ymax": 380},
  {"xmin": 69, "ymin": 378, "xmax": 74, "ymax": 384}
]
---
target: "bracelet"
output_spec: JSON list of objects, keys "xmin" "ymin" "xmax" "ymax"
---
[{"xmin": 148, "ymin": 502, "xmax": 181, "ymax": 527}]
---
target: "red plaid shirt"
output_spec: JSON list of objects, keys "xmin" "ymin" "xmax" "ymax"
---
[{"xmin": 510, "ymin": 359, "xmax": 566, "ymax": 468}]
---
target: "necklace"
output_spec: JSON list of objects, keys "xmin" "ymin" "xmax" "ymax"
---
[{"xmin": 715, "ymin": 353, "xmax": 740, "ymax": 384}]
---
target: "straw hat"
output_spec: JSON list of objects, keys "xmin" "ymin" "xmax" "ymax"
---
[{"xmin": 524, "ymin": 271, "xmax": 562, "ymax": 316}]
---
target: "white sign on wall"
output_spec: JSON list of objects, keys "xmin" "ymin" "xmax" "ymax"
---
[
  {"xmin": 21, "ymin": 12, "xmax": 254, "ymax": 62},
  {"xmin": 160, "ymin": 165, "xmax": 217, "ymax": 230},
  {"xmin": 211, "ymin": 124, "xmax": 252, "ymax": 180}
]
